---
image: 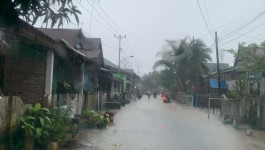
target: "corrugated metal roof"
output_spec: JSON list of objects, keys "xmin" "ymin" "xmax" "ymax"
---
[{"xmin": 104, "ymin": 58, "xmax": 118, "ymax": 68}]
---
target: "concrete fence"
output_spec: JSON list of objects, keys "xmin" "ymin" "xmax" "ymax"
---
[
  {"xmin": 175, "ymin": 93, "xmax": 194, "ymax": 106},
  {"xmin": 0, "ymin": 96, "xmax": 31, "ymax": 149}
]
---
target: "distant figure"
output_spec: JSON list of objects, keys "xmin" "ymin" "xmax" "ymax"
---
[
  {"xmin": 165, "ymin": 90, "xmax": 170, "ymax": 101},
  {"xmin": 153, "ymin": 91, "xmax": 157, "ymax": 98},
  {"xmin": 147, "ymin": 91, "xmax": 151, "ymax": 99}
]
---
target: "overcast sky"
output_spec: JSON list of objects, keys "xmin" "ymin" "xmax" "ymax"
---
[{"xmin": 35, "ymin": 0, "xmax": 265, "ymax": 76}]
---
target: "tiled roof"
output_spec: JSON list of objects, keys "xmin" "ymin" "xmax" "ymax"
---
[{"xmin": 39, "ymin": 28, "xmax": 103, "ymax": 64}]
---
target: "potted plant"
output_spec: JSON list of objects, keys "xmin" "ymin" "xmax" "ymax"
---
[
  {"xmin": 49, "ymin": 102, "xmax": 72, "ymax": 150},
  {"xmin": 20, "ymin": 103, "xmax": 51, "ymax": 150},
  {"xmin": 49, "ymin": 119, "xmax": 66, "ymax": 150},
  {"xmin": 104, "ymin": 111, "xmax": 115, "ymax": 123},
  {"xmin": 95, "ymin": 114, "xmax": 110, "ymax": 129},
  {"xmin": 82, "ymin": 110, "xmax": 98, "ymax": 128},
  {"xmin": 20, "ymin": 116, "xmax": 35, "ymax": 150}
]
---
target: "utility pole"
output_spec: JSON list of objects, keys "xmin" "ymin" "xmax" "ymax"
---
[
  {"xmin": 114, "ymin": 34, "xmax": 126, "ymax": 71},
  {"xmin": 215, "ymin": 31, "xmax": 221, "ymax": 97}
]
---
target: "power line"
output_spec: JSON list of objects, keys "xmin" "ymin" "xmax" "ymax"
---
[
  {"xmin": 222, "ymin": 26, "xmax": 264, "ymax": 41},
  {"xmin": 215, "ymin": 3, "xmax": 265, "ymax": 32},
  {"xmin": 89, "ymin": 0, "xmax": 95, "ymax": 33},
  {"xmin": 70, "ymin": 21, "xmax": 118, "ymax": 49},
  {"xmin": 196, "ymin": 0, "xmax": 214, "ymax": 39},
  {"xmin": 247, "ymin": 30, "xmax": 265, "ymax": 44},
  {"xmin": 76, "ymin": 1, "xmax": 118, "ymax": 35},
  {"xmin": 85, "ymin": 0, "xmax": 120, "ymax": 34},
  {"xmin": 220, "ymin": 9, "xmax": 265, "ymax": 40},
  {"xmin": 125, "ymin": 38, "xmax": 135, "ymax": 56},
  {"xmin": 81, "ymin": 0, "xmax": 134, "ymax": 58},
  {"xmin": 52, "ymin": 5, "xmax": 120, "ymax": 52},
  {"xmin": 94, "ymin": 1, "xmax": 125, "ymax": 35},
  {"xmin": 122, "ymin": 40, "xmax": 133, "ymax": 57},
  {"xmin": 201, "ymin": 3, "xmax": 265, "ymax": 38},
  {"xmin": 202, "ymin": 0, "xmax": 213, "ymax": 31},
  {"xmin": 87, "ymin": 1, "xmax": 136, "ymax": 59},
  {"xmin": 93, "ymin": 1, "xmax": 135, "ymax": 56},
  {"xmin": 220, "ymin": 20, "xmax": 265, "ymax": 46}
]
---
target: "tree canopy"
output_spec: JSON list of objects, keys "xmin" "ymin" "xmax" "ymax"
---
[
  {"xmin": 153, "ymin": 37, "xmax": 212, "ymax": 92},
  {"xmin": 0, "ymin": 0, "xmax": 81, "ymax": 27},
  {"xmin": 227, "ymin": 42, "xmax": 265, "ymax": 73}
]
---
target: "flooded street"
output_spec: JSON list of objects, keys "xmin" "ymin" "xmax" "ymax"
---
[{"xmin": 76, "ymin": 96, "xmax": 265, "ymax": 150}]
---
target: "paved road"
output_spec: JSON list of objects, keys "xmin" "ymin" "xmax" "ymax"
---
[{"xmin": 75, "ymin": 96, "xmax": 265, "ymax": 150}]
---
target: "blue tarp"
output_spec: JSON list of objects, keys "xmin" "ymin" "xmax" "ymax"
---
[{"xmin": 209, "ymin": 79, "xmax": 227, "ymax": 89}]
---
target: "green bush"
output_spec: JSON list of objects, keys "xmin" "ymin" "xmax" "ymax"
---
[
  {"xmin": 95, "ymin": 114, "xmax": 110, "ymax": 126},
  {"xmin": 82, "ymin": 110, "xmax": 97, "ymax": 121},
  {"xmin": 20, "ymin": 101, "xmax": 73, "ymax": 148},
  {"xmin": 227, "ymin": 91, "xmax": 241, "ymax": 99},
  {"xmin": 20, "ymin": 103, "xmax": 51, "ymax": 148},
  {"xmin": 49, "ymin": 102, "xmax": 72, "ymax": 142}
]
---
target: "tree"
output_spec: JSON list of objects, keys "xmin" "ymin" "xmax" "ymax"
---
[
  {"xmin": 141, "ymin": 72, "xmax": 160, "ymax": 92},
  {"xmin": 226, "ymin": 42, "xmax": 265, "ymax": 98},
  {"xmin": 0, "ymin": 0, "xmax": 81, "ymax": 27},
  {"xmin": 227, "ymin": 42, "xmax": 265, "ymax": 73},
  {"xmin": 154, "ymin": 37, "xmax": 211, "ymax": 93}
]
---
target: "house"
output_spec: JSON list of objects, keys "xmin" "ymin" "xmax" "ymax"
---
[
  {"xmin": 0, "ymin": 20, "xmax": 61, "ymax": 106},
  {"xmin": 104, "ymin": 58, "xmax": 139, "ymax": 102},
  {"xmin": 39, "ymin": 28, "xmax": 106, "ymax": 111}
]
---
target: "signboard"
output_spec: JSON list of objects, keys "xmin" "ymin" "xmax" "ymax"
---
[
  {"xmin": 113, "ymin": 73, "xmax": 127, "ymax": 92},
  {"xmin": 248, "ymin": 72, "xmax": 262, "ymax": 79},
  {"xmin": 209, "ymin": 79, "xmax": 227, "ymax": 89}
]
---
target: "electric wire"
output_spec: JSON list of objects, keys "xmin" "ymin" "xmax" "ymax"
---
[
  {"xmin": 202, "ymin": 0, "xmax": 213, "ymax": 31},
  {"xmin": 220, "ymin": 9, "xmax": 265, "ymax": 40},
  {"xmin": 216, "ymin": 3, "xmax": 265, "ymax": 31},
  {"xmin": 85, "ymin": 0, "xmax": 120, "ymax": 34},
  {"xmin": 93, "ymin": 1, "xmax": 135, "ymax": 56},
  {"xmin": 201, "ymin": 3, "xmax": 265, "ymax": 38},
  {"xmin": 82, "ymin": 0, "xmax": 134, "ymax": 63},
  {"xmin": 94, "ymin": 0, "xmax": 125, "ymax": 35},
  {"xmin": 220, "ymin": 20, "xmax": 265, "ymax": 46},
  {"xmin": 70, "ymin": 21, "xmax": 118, "ymax": 49},
  {"xmin": 76, "ymin": 1, "xmax": 118, "ymax": 35},
  {"xmin": 88, "ymin": 0, "xmax": 95, "ymax": 33},
  {"xmin": 196, "ymin": 0, "xmax": 214, "ymax": 39}
]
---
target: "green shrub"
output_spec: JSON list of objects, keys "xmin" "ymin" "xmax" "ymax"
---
[
  {"xmin": 20, "ymin": 103, "xmax": 51, "ymax": 148},
  {"xmin": 49, "ymin": 102, "xmax": 72, "ymax": 142},
  {"xmin": 95, "ymin": 114, "xmax": 110, "ymax": 126}
]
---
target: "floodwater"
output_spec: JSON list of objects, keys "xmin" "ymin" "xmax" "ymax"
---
[{"xmin": 74, "ymin": 96, "xmax": 265, "ymax": 150}]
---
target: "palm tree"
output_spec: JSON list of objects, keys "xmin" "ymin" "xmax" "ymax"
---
[{"xmin": 154, "ymin": 37, "xmax": 211, "ymax": 92}]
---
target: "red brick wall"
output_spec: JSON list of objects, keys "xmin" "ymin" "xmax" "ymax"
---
[{"xmin": 4, "ymin": 58, "xmax": 46, "ymax": 105}]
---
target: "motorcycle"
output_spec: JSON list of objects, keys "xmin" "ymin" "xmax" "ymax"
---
[{"xmin": 162, "ymin": 95, "xmax": 170, "ymax": 103}]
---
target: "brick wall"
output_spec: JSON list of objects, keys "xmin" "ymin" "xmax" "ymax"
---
[{"xmin": 4, "ymin": 58, "xmax": 46, "ymax": 104}]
